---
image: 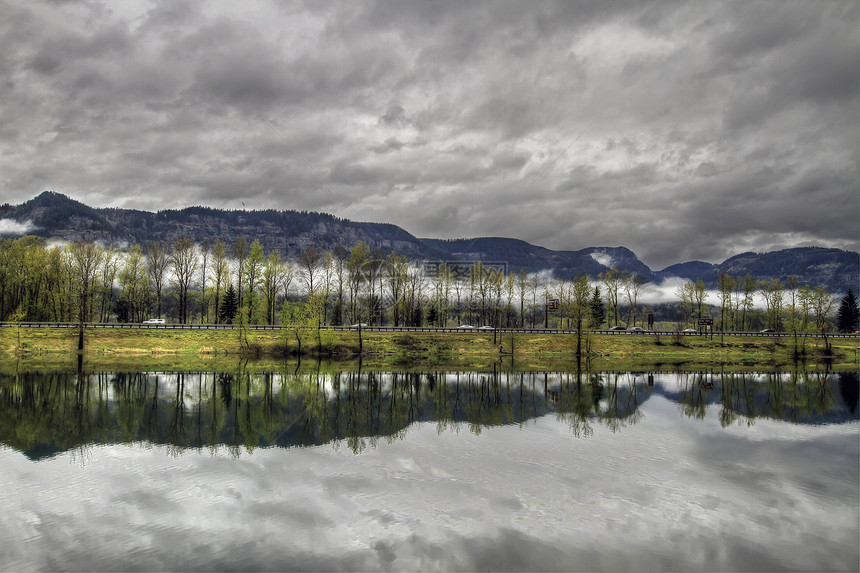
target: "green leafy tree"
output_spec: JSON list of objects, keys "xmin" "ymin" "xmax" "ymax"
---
[
  {"xmin": 68, "ymin": 239, "xmax": 104, "ymax": 323},
  {"xmin": 675, "ymin": 281, "xmax": 695, "ymax": 328},
  {"xmin": 759, "ymin": 278, "xmax": 784, "ymax": 331},
  {"xmin": 571, "ymin": 276, "xmax": 592, "ymax": 357},
  {"xmin": 117, "ymin": 244, "xmax": 148, "ymax": 322}
]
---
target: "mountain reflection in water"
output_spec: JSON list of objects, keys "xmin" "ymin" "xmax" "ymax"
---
[{"xmin": 2, "ymin": 367, "xmax": 857, "ymax": 459}]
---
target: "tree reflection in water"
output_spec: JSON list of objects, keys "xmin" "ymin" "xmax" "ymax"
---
[{"xmin": 0, "ymin": 365, "xmax": 857, "ymax": 459}]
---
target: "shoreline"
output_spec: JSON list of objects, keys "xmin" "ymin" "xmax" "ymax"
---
[{"xmin": 1, "ymin": 327, "xmax": 857, "ymax": 373}]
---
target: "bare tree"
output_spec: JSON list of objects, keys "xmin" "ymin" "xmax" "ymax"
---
[
  {"xmin": 146, "ymin": 242, "xmax": 170, "ymax": 318},
  {"xmin": 210, "ymin": 240, "xmax": 229, "ymax": 324},
  {"xmin": 599, "ymin": 266, "xmax": 624, "ymax": 327},
  {"xmin": 385, "ymin": 252, "xmax": 409, "ymax": 326},
  {"xmin": 243, "ymin": 239, "xmax": 265, "ymax": 323},
  {"xmin": 98, "ymin": 244, "xmax": 120, "ymax": 322},
  {"xmin": 332, "ymin": 245, "xmax": 348, "ymax": 325},
  {"xmin": 199, "ymin": 239, "xmax": 210, "ymax": 323},
  {"xmin": 170, "ymin": 237, "xmax": 198, "ymax": 324},
  {"xmin": 347, "ymin": 242, "xmax": 369, "ymax": 324},
  {"xmin": 262, "ymin": 251, "xmax": 286, "ymax": 325},
  {"xmin": 718, "ymin": 273, "xmax": 736, "ymax": 332},
  {"xmin": 624, "ymin": 273, "xmax": 646, "ymax": 327},
  {"xmin": 299, "ymin": 246, "xmax": 322, "ymax": 296},
  {"xmin": 232, "ymin": 235, "xmax": 249, "ymax": 310},
  {"xmin": 517, "ymin": 269, "xmax": 527, "ymax": 328}
]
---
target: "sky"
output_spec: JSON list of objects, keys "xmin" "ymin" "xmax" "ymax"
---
[{"xmin": 0, "ymin": 0, "xmax": 858, "ymax": 269}]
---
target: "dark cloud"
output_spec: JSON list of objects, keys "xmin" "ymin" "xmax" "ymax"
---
[{"xmin": 0, "ymin": 0, "xmax": 856, "ymax": 268}]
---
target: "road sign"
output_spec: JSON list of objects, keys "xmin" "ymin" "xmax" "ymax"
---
[
  {"xmin": 546, "ymin": 298, "xmax": 559, "ymax": 311},
  {"xmin": 697, "ymin": 318, "xmax": 714, "ymax": 326}
]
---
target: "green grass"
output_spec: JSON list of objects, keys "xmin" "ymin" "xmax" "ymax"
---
[{"xmin": 1, "ymin": 326, "xmax": 857, "ymax": 373}]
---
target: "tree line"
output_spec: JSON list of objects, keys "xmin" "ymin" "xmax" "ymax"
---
[{"xmin": 0, "ymin": 235, "xmax": 856, "ymax": 334}]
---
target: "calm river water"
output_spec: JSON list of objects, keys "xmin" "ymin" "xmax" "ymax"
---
[{"xmin": 1, "ymin": 366, "xmax": 858, "ymax": 572}]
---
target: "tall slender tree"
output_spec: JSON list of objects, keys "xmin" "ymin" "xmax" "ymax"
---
[
  {"xmin": 219, "ymin": 282, "xmax": 238, "ymax": 324},
  {"xmin": 232, "ymin": 235, "xmax": 249, "ymax": 311},
  {"xmin": 146, "ymin": 242, "xmax": 170, "ymax": 319},
  {"xmin": 346, "ymin": 242, "xmax": 369, "ymax": 324},
  {"xmin": 717, "ymin": 273, "xmax": 736, "ymax": 331},
  {"xmin": 599, "ymin": 266, "xmax": 624, "ymax": 327},
  {"xmin": 199, "ymin": 239, "xmax": 210, "ymax": 323},
  {"xmin": 170, "ymin": 237, "xmax": 198, "ymax": 324},
  {"xmin": 68, "ymin": 239, "xmax": 103, "ymax": 323},
  {"xmin": 836, "ymin": 289, "xmax": 860, "ymax": 332},
  {"xmin": 243, "ymin": 239, "xmax": 265, "ymax": 323},
  {"xmin": 261, "ymin": 251, "xmax": 285, "ymax": 325},
  {"xmin": 210, "ymin": 240, "xmax": 229, "ymax": 324},
  {"xmin": 117, "ymin": 244, "xmax": 147, "ymax": 322},
  {"xmin": 590, "ymin": 286, "xmax": 606, "ymax": 329}
]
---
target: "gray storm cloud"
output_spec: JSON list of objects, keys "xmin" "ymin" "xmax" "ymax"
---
[{"xmin": 0, "ymin": 0, "xmax": 857, "ymax": 268}]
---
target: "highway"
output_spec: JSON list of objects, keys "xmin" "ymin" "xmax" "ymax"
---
[{"xmin": 1, "ymin": 322, "xmax": 857, "ymax": 338}]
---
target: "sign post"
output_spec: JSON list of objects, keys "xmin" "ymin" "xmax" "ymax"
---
[
  {"xmin": 545, "ymin": 298, "xmax": 559, "ymax": 329},
  {"xmin": 697, "ymin": 318, "xmax": 714, "ymax": 339}
]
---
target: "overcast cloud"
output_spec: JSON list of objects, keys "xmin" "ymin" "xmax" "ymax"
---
[{"xmin": 0, "ymin": 0, "xmax": 857, "ymax": 268}]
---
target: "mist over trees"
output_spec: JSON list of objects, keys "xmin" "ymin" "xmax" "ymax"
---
[{"xmin": 0, "ymin": 235, "xmax": 848, "ymax": 335}]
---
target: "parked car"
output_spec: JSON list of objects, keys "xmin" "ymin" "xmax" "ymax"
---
[
  {"xmin": 629, "ymin": 327, "xmax": 647, "ymax": 333},
  {"xmin": 143, "ymin": 318, "xmax": 165, "ymax": 324},
  {"xmin": 478, "ymin": 326, "xmax": 495, "ymax": 330},
  {"xmin": 458, "ymin": 325, "xmax": 475, "ymax": 329},
  {"xmin": 609, "ymin": 325, "xmax": 626, "ymax": 331},
  {"xmin": 350, "ymin": 323, "xmax": 368, "ymax": 328},
  {"xmin": 760, "ymin": 328, "xmax": 775, "ymax": 333},
  {"xmin": 683, "ymin": 328, "xmax": 697, "ymax": 333}
]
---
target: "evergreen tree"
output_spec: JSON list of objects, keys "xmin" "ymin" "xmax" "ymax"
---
[
  {"xmin": 589, "ymin": 286, "xmax": 606, "ymax": 328},
  {"xmin": 219, "ymin": 283, "xmax": 238, "ymax": 324},
  {"xmin": 836, "ymin": 288, "xmax": 859, "ymax": 332}
]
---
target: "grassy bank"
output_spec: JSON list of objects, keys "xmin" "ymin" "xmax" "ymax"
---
[{"xmin": 1, "ymin": 326, "xmax": 857, "ymax": 373}]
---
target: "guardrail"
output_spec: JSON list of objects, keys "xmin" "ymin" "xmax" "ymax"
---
[{"xmin": 1, "ymin": 322, "xmax": 858, "ymax": 338}]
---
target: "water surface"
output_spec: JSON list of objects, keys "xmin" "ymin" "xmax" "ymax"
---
[{"xmin": 1, "ymin": 368, "xmax": 858, "ymax": 571}]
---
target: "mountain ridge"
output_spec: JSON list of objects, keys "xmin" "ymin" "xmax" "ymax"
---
[{"xmin": 1, "ymin": 191, "xmax": 857, "ymax": 291}]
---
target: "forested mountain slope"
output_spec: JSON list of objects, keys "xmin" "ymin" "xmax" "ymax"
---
[{"xmin": 2, "ymin": 192, "xmax": 857, "ymax": 291}]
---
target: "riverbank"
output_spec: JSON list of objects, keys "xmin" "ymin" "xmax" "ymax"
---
[{"xmin": 1, "ymin": 326, "xmax": 857, "ymax": 372}]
